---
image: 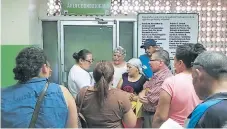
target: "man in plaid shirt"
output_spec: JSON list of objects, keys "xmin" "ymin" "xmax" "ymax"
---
[{"xmin": 139, "ymin": 49, "xmax": 173, "ymax": 128}]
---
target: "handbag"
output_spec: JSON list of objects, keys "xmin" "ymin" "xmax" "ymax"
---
[
  {"xmin": 29, "ymin": 82, "xmax": 49, "ymax": 128},
  {"xmin": 77, "ymin": 87, "xmax": 89, "ymax": 128}
]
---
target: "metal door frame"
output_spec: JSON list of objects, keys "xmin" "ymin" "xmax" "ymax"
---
[{"xmin": 60, "ymin": 20, "xmax": 116, "ymax": 84}]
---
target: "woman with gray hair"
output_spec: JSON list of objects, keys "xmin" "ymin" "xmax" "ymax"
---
[{"xmin": 112, "ymin": 46, "xmax": 127, "ymax": 88}]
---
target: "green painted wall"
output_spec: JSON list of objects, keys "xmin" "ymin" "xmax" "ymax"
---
[{"xmin": 1, "ymin": 45, "xmax": 31, "ymax": 88}]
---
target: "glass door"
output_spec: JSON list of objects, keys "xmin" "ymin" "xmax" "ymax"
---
[{"xmin": 60, "ymin": 21, "xmax": 116, "ymax": 85}]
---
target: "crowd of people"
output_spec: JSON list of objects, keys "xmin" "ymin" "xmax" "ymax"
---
[{"xmin": 1, "ymin": 39, "xmax": 227, "ymax": 128}]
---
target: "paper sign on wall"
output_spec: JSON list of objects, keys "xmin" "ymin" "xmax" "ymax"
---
[{"xmin": 137, "ymin": 13, "xmax": 199, "ymax": 59}]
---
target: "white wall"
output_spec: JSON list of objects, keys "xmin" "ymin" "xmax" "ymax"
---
[
  {"xmin": 1, "ymin": 0, "xmax": 30, "ymax": 45},
  {"xmin": 1, "ymin": 0, "xmax": 41, "ymax": 46},
  {"xmin": 28, "ymin": 0, "xmax": 41, "ymax": 46}
]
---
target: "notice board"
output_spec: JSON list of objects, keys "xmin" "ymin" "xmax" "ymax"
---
[{"xmin": 137, "ymin": 13, "xmax": 199, "ymax": 59}]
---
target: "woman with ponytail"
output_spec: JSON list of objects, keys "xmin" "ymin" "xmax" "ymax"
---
[{"xmin": 76, "ymin": 61, "xmax": 137, "ymax": 128}]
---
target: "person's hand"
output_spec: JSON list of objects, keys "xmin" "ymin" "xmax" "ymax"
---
[
  {"xmin": 139, "ymin": 96, "xmax": 149, "ymax": 104},
  {"xmin": 138, "ymin": 90, "xmax": 146, "ymax": 99},
  {"xmin": 129, "ymin": 93, "xmax": 136, "ymax": 101},
  {"xmin": 129, "ymin": 93, "xmax": 139, "ymax": 101},
  {"xmin": 139, "ymin": 90, "xmax": 149, "ymax": 104},
  {"xmin": 132, "ymin": 95, "xmax": 139, "ymax": 101}
]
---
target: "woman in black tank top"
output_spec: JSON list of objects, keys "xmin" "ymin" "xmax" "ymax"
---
[{"xmin": 117, "ymin": 58, "xmax": 148, "ymax": 101}]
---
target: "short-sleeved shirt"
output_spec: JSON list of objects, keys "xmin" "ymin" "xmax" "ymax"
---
[
  {"xmin": 121, "ymin": 73, "xmax": 148, "ymax": 94},
  {"xmin": 76, "ymin": 87, "xmax": 131, "ymax": 128},
  {"xmin": 162, "ymin": 73, "xmax": 201, "ymax": 126},
  {"xmin": 143, "ymin": 66, "xmax": 173, "ymax": 112},
  {"xmin": 195, "ymin": 93, "xmax": 227, "ymax": 128},
  {"xmin": 139, "ymin": 54, "xmax": 153, "ymax": 79},
  {"xmin": 68, "ymin": 65, "xmax": 94, "ymax": 98},
  {"xmin": 112, "ymin": 64, "xmax": 127, "ymax": 88}
]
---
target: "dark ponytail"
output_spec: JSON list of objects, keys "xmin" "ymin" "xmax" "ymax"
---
[
  {"xmin": 96, "ymin": 76, "xmax": 109, "ymax": 106},
  {"xmin": 93, "ymin": 61, "xmax": 114, "ymax": 107},
  {"xmin": 72, "ymin": 49, "xmax": 91, "ymax": 63},
  {"xmin": 176, "ymin": 43, "xmax": 206, "ymax": 68}
]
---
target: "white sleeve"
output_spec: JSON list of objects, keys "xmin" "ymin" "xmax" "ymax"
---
[
  {"xmin": 67, "ymin": 72, "xmax": 78, "ymax": 98},
  {"xmin": 68, "ymin": 67, "xmax": 91, "ymax": 98}
]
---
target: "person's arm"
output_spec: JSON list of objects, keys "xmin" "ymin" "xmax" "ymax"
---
[
  {"xmin": 116, "ymin": 78, "xmax": 123, "ymax": 89},
  {"xmin": 139, "ymin": 79, "xmax": 152, "ymax": 104},
  {"xmin": 60, "ymin": 85, "xmax": 78, "ymax": 128},
  {"xmin": 123, "ymin": 109, "xmax": 137, "ymax": 127},
  {"xmin": 152, "ymin": 77, "xmax": 173, "ymax": 128},
  {"xmin": 138, "ymin": 89, "xmax": 149, "ymax": 104},
  {"xmin": 120, "ymin": 91, "xmax": 137, "ymax": 127},
  {"xmin": 152, "ymin": 89, "xmax": 171, "ymax": 128}
]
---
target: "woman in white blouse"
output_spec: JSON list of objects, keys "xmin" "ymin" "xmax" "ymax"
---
[
  {"xmin": 68, "ymin": 49, "xmax": 94, "ymax": 98},
  {"xmin": 112, "ymin": 46, "xmax": 127, "ymax": 88}
]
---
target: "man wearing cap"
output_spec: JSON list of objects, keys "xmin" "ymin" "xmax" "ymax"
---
[{"xmin": 139, "ymin": 39, "xmax": 158, "ymax": 79}]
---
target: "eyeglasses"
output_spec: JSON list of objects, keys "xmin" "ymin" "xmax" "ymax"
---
[
  {"xmin": 84, "ymin": 59, "xmax": 94, "ymax": 64},
  {"xmin": 150, "ymin": 59, "xmax": 162, "ymax": 62}
]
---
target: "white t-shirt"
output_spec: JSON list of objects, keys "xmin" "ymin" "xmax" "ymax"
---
[
  {"xmin": 68, "ymin": 65, "xmax": 94, "ymax": 98},
  {"xmin": 112, "ymin": 64, "xmax": 127, "ymax": 88}
]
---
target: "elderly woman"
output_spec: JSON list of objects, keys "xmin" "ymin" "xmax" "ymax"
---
[{"xmin": 112, "ymin": 46, "xmax": 127, "ymax": 88}]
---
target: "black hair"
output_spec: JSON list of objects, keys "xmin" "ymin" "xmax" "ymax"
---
[
  {"xmin": 13, "ymin": 47, "xmax": 47, "ymax": 83},
  {"xmin": 175, "ymin": 43, "xmax": 206, "ymax": 68},
  {"xmin": 72, "ymin": 49, "xmax": 91, "ymax": 63},
  {"xmin": 93, "ymin": 61, "xmax": 114, "ymax": 107}
]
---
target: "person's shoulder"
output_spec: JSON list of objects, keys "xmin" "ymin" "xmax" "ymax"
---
[
  {"xmin": 139, "ymin": 54, "xmax": 147, "ymax": 57},
  {"xmin": 110, "ymin": 88, "xmax": 128, "ymax": 96},
  {"xmin": 164, "ymin": 75, "xmax": 175, "ymax": 82},
  {"xmin": 122, "ymin": 72, "xmax": 128, "ymax": 77},
  {"xmin": 141, "ymin": 74, "xmax": 149, "ymax": 81},
  {"xmin": 48, "ymin": 83, "xmax": 67, "ymax": 93},
  {"xmin": 139, "ymin": 54, "xmax": 149, "ymax": 60},
  {"xmin": 205, "ymin": 100, "xmax": 227, "ymax": 117},
  {"xmin": 161, "ymin": 69, "xmax": 173, "ymax": 78},
  {"xmin": 70, "ymin": 65, "xmax": 88, "ymax": 77},
  {"xmin": 1, "ymin": 85, "xmax": 17, "ymax": 98},
  {"xmin": 71, "ymin": 65, "xmax": 82, "ymax": 72},
  {"xmin": 59, "ymin": 85, "xmax": 69, "ymax": 93},
  {"xmin": 174, "ymin": 72, "xmax": 188, "ymax": 78},
  {"xmin": 198, "ymin": 100, "xmax": 227, "ymax": 127}
]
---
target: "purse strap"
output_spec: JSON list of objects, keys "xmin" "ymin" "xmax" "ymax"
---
[
  {"xmin": 79, "ymin": 87, "xmax": 89, "ymax": 112},
  {"xmin": 29, "ymin": 82, "xmax": 49, "ymax": 128}
]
